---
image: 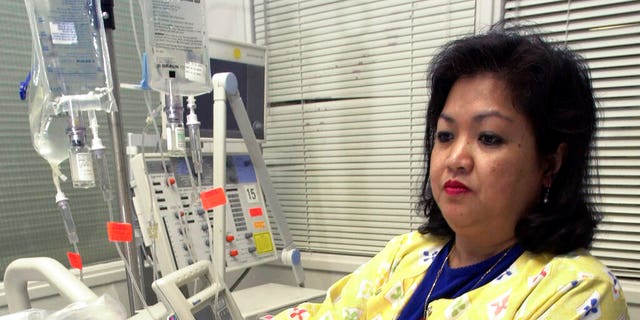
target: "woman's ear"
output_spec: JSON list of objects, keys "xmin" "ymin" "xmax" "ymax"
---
[{"xmin": 543, "ymin": 142, "xmax": 567, "ymax": 186}]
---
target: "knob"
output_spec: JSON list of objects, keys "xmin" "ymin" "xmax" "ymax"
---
[
  {"xmin": 229, "ymin": 249, "xmax": 239, "ymax": 257},
  {"xmin": 226, "ymin": 235, "xmax": 235, "ymax": 242}
]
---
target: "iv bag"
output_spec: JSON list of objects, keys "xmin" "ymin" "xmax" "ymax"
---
[
  {"xmin": 140, "ymin": 0, "xmax": 212, "ymax": 96},
  {"xmin": 24, "ymin": 0, "xmax": 116, "ymax": 165}
]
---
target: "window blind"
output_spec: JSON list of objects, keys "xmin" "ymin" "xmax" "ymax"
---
[
  {"xmin": 254, "ymin": 0, "xmax": 476, "ymax": 255},
  {"xmin": 504, "ymin": 0, "xmax": 640, "ymax": 279},
  {"xmin": 0, "ymin": 0, "xmax": 149, "ymax": 279}
]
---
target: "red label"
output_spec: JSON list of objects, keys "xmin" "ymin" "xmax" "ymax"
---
[
  {"xmin": 249, "ymin": 207, "xmax": 263, "ymax": 217},
  {"xmin": 67, "ymin": 252, "xmax": 83, "ymax": 270},
  {"xmin": 200, "ymin": 187, "xmax": 227, "ymax": 210},
  {"xmin": 107, "ymin": 222, "xmax": 133, "ymax": 242}
]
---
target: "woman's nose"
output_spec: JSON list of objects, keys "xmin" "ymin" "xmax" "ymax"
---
[{"xmin": 446, "ymin": 139, "xmax": 473, "ymax": 173}]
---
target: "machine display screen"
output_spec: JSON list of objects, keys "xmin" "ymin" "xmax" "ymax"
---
[
  {"xmin": 190, "ymin": 58, "xmax": 265, "ymax": 140},
  {"xmin": 228, "ymin": 155, "xmax": 258, "ymax": 183},
  {"xmin": 171, "ymin": 157, "xmax": 213, "ymax": 188},
  {"xmin": 173, "ymin": 158, "xmax": 190, "ymax": 176},
  {"xmin": 170, "ymin": 154, "xmax": 257, "ymax": 188}
]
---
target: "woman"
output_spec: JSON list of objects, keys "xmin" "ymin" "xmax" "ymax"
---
[{"xmin": 269, "ymin": 26, "xmax": 629, "ymax": 319}]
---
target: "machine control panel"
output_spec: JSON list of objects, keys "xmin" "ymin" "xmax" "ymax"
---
[{"xmin": 130, "ymin": 152, "xmax": 277, "ymax": 275}]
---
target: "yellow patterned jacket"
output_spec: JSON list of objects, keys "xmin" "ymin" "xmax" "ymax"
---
[{"xmin": 270, "ymin": 231, "xmax": 629, "ymax": 320}]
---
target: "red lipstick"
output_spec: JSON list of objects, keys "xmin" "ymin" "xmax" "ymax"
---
[{"xmin": 444, "ymin": 180, "xmax": 470, "ymax": 195}]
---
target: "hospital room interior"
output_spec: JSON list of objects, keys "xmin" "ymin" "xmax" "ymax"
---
[{"xmin": 0, "ymin": 0, "xmax": 638, "ymax": 319}]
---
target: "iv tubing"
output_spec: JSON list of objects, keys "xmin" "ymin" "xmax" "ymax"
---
[
  {"xmin": 114, "ymin": 242, "xmax": 149, "ymax": 311},
  {"xmin": 186, "ymin": 95, "xmax": 203, "ymax": 176},
  {"xmin": 88, "ymin": 111, "xmax": 115, "ymax": 217},
  {"xmin": 52, "ymin": 172, "xmax": 83, "ymax": 280}
]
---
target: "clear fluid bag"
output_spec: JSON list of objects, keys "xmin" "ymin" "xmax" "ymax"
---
[
  {"xmin": 24, "ymin": 0, "xmax": 116, "ymax": 165},
  {"xmin": 140, "ymin": 0, "xmax": 212, "ymax": 96}
]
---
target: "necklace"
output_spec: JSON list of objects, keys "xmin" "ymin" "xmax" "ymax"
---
[
  {"xmin": 423, "ymin": 245, "xmax": 513, "ymax": 319},
  {"xmin": 423, "ymin": 247, "xmax": 452, "ymax": 320}
]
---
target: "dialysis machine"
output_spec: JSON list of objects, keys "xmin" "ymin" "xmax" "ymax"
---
[
  {"xmin": 128, "ymin": 38, "xmax": 325, "ymax": 319},
  {"xmin": 130, "ymin": 143, "xmax": 277, "ymax": 273}
]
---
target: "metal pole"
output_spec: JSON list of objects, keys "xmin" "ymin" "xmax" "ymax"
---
[{"xmin": 101, "ymin": 0, "xmax": 143, "ymax": 314}]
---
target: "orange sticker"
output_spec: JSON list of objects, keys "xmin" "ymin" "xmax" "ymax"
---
[
  {"xmin": 67, "ymin": 252, "xmax": 83, "ymax": 270},
  {"xmin": 107, "ymin": 222, "xmax": 133, "ymax": 242},
  {"xmin": 253, "ymin": 221, "xmax": 266, "ymax": 229},
  {"xmin": 249, "ymin": 207, "xmax": 263, "ymax": 217},
  {"xmin": 200, "ymin": 187, "xmax": 227, "ymax": 210}
]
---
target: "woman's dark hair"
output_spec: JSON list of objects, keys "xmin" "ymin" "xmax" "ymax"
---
[{"xmin": 418, "ymin": 24, "xmax": 601, "ymax": 254}]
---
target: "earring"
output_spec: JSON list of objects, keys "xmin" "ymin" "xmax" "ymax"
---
[{"xmin": 543, "ymin": 186, "xmax": 550, "ymax": 204}]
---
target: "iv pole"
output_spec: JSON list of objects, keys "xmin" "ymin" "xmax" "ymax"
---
[{"xmin": 101, "ymin": 0, "xmax": 143, "ymax": 314}]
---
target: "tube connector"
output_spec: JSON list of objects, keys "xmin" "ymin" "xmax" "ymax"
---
[
  {"xmin": 88, "ymin": 111, "xmax": 106, "ymax": 151},
  {"xmin": 186, "ymin": 94, "xmax": 199, "ymax": 126},
  {"xmin": 91, "ymin": 136, "xmax": 106, "ymax": 151},
  {"xmin": 55, "ymin": 191, "xmax": 68, "ymax": 204},
  {"xmin": 186, "ymin": 95, "xmax": 196, "ymax": 109},
  {"xmin": 55, "ymin": 192, "xmax": 79, "ymax": 245},
  {"xmin": 186, "ymin": 112, "xmax": 200, "ymax": 126}
]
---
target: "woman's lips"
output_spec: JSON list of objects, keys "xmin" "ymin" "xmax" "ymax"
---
[{"xmin": 443, "ymin": 180, "xmax": 470, "ymax": 195}]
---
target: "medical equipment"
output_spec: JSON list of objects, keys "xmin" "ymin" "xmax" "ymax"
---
[
  {"xmin": 163, "ymin": 72, "xmax": 187, "ymax": 155},
  {"xmin": 88, "ymin": 110, "xmax": 114, "ymax": 206},
  {"xmin": 212, "ymin": 72, "xmax": 309, "ymax": 285},
  {"xmin": 151, "ymin": 261, "xmax": 242, "ymax": 320},
  {"xmin": 130, "ymin": 147, "xmax": 278, "ymax": 274},
  {"xmin": 138, "ymin": 0, "xmax": 212, "ymax": 183},
  {"xmin": 128, "ymin": 43, "xmax": 325, "ymax": 315},
  {"xmin": 186, "ymin": 96, "xmax": 203, "ymax": 175},
  {"xmin": 4, "ymin": 257, "xmax": 239, "ymax": 320},
  {"xmin": 24, "ymin": 0, "xmax": 116, "ymax": 184},
  {"xmin": 3, "ymin": 258, "xmax": 98, "ymax": 314},
  {"xmin": 192, "ymin": 38, "xmax": 266, "ymax": 141},
  {"xmin": 22, "ymin": 1, "xmax": 145, "ymax": 312},
  {"xmin": 67, "ymin": 111, "xmax": 96, "ymax": 188},
  {"xmin": 23, "ymin": 0, "xmax": 116, "ymax": 195},
  {"xmin": 129, "ymin": 38, "xmax": 274, "ymax": 277},
  {"xmin": 139, "ymin": 0, "xmax": 212, "ymax": 96},
  {"xmin": 218, "ymin": 72, "xmax": 325, "ymax": 317},
  {"xmin": 55, "ymin": 192, "xmax": 79, "ymax": 247},
  {"xmin": 22, "ymin": 0, "xmax": 120, "ymax": 274}
]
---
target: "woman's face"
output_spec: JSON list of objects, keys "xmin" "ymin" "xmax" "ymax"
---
[{"xmin": 429, "ymin": 73, "xmax": 545, "ymax": 243}]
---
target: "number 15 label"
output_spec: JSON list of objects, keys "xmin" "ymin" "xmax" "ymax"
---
[{"xmin": 244, "ymin": 185, "xmax": 259, "ymax": 203}]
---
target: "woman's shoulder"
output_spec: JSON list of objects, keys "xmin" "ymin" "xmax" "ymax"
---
[
  {"xmin": 520, "ymin": 249, "xmax": 610, "ymax": 272},
  {"xmin": 505, "ymin": 249, "xmax": 628, "ymax": 318},
  {"xmin": 515, "ymin": 249, "xmax": 620, "ymax": 288}
]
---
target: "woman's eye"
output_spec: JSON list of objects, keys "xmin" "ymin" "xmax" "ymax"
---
[
  {"xmin": 479, "ymin": 133, "xmax": 504, "ymax": 146},
  {"xmin": 436, "ymin": 131, "xmax": 453, "ymax": 143}
]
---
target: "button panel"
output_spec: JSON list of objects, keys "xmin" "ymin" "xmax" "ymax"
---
[{"xmin": 130, "ymin": 153, "xmax": 278, "ymax": 275}]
